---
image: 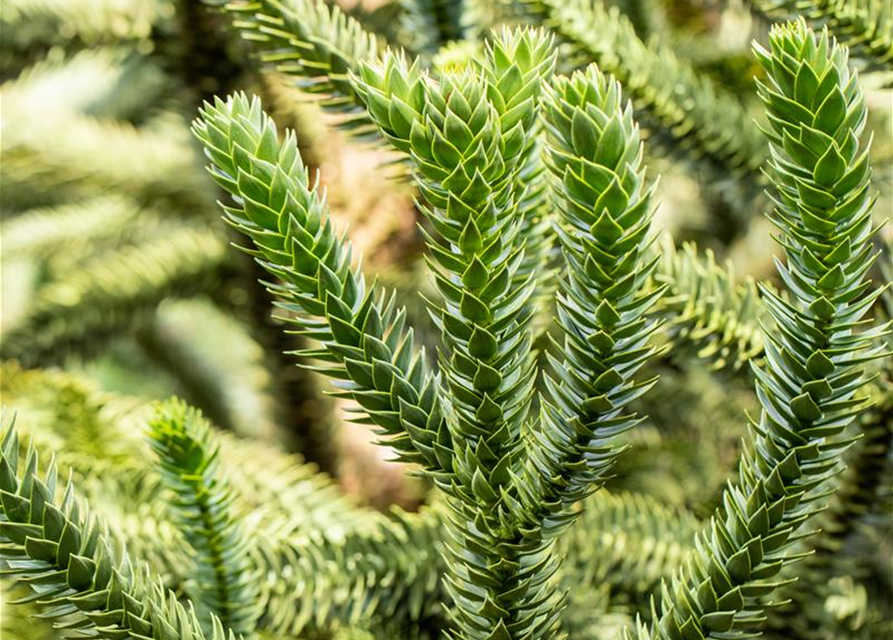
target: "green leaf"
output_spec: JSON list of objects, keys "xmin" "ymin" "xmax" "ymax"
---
[
  {"xmin": 571, "ymin": 109, "xmax": 598, "ymax": 155},
  {"xmin": 462, "ymin": 257, "xmax": 490, "ymax": 291},
  {"xmin": 473, "ymin": 363, "xmax": 503, "ymax": 392},
  {"xmin": 812, "ymin": 87, "xmax": 846, "ymax": 134},
  {"xmin": 459, "ymin": 218, "xmax": 483, "ymax": 255},
  {"xmin": 468, "ymin": 327, "xmax": 498, "ymax": 359},
  {"xmin": 813, "ymin": 144, "xmax": 846, "ymax": 186},
  {"xmin": 595, "ymin": 115, "xmax": 625, "ymax": 168},
  {"xmin": 460, "ymin": 292, "xmax": 491, "ymax": 324},
  {"xmin": 791, "ymin": 392, "xmax": 822, "ymax": 421}
]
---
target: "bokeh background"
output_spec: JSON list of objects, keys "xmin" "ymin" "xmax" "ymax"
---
[{"xmin": 1, "ymin": 0, "xmax": 891, "ymax": 639}]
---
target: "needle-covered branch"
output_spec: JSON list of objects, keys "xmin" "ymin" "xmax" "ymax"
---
[
  {"xmin": 509, "ymin": 66, "xmax": 663, "ymax": 537},
  {"xmin": 203, "ymin": 0, "xmax": 383, "ymax": 140},
  {"xmin": 0, "ymin": 419, "xmax": 233, "ymax": 640},
  {"xmin": 148, "ymin": 399, "xmax": 261, "ymax": 637},
  {"xmin": 192, "ymin": 93, "xmax": 450, "ymax": 474},
  {"xmin": 629, "ymin": 20, "xmax": 889, "ymax": 640}
]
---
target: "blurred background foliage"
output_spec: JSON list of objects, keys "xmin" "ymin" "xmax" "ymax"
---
[{"xmin": 0, "ymin": 0, "xmax": 890, "ymax": 638}]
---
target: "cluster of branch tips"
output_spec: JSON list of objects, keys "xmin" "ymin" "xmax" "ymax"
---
[{"xmin": 1, "ymin": 7, "xmax": 889, "ymax": 640}]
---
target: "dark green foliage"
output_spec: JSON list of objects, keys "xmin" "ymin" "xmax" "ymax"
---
[
  {"xmin": 0, "ymin": 418, "xmax": 231, "ymax": 640},
  {"xmin": 148, "ymin": 399, "xmax": 261, "ymax": 637},
  {"xmin": 354, "ymin": 29, "xmax": 572, "ymax": 639},
  {"xmin": 194, "ymin": 24, "xmax": 668, "ymax": 637},
  {"xmin": 0, "ymin": 364, "xmax": 435, "ymax": 637},
  {"xmin": 3, "ymin": 2, "xmax": 892, "ymax": 638},
  {"xmin": 481, "ymin": 30, "xmax": 559, "ymax": 312},
  {"xmin": 517, "ymin": 66, "xmax": 662, "ymax": 534},
  {"xmin": 188, "ymin": 18, "xmax": 893, "ymax": 637},
  {"xmin": 262, "ymin": 507, "xmax": 445, "ymax": 636},
  {"xmin": 764, "ymin": 386, "xmax": 893, "ymax": 639},
  {"xmin": 192, "ymin": 92, "xmax": 449, "ymax": 472},
  {"xmin": 559, "ymin": 491, "xmax": 699, "ymax": 604},
  {"xmin": 520, "ymin": 0, "xmax": 768, "ymax": 193}
]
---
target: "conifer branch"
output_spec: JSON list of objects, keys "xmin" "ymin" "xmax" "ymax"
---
[
  {"xmin": 518, "ymin": 0, "xmax": 769, "ymax": 232},
  {"xmin": 148, "ymin": 399, "xmax": 261, "ymax": 637},
  {"xmin": 1, "ymin": 196, "xmax": 144, "ymax": 261},
  {"xmin": 479, "ymin": 29, "xmax": 559, "ymax": 315},
  {"xmin": 0, "ymin": 418, "xmax": 233, "ymax": 640},
  {"xmin": 511, "ymin": 65, "xmax": 663, "ymax": 536},
  {"xmin": 202, "ymin": 0, "xmax": 383, "ymax": 141},
  {"xmin": 629, "ymin": 21, "xmax": 889, "ymax": 640},
  {"xmin": 354, "ymin": 30, "xmax": 562, "ymax": 638},
  {"xmin": 764, "ymin": 386, "xmax": 893, "ymax": 638},
  {"xmin": 0, "ymin": 107, "xmax": 212, "ymax": 212},
  {"xmin": 192, "ymin": 93, "xmax": 450, "ymax": 473},
  {"xmin": 658, "ymin": 242, "xmax": 766, "ymax": 372},
  {"xmin": 0, "ymin": 227, "xmax": 231, "ymax": 366}
]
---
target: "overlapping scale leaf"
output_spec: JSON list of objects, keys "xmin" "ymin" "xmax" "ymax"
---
[
  {"xmin": 512, "ymin": 65, "xmax": 663, "ymax": 537},
  {"xmin": 0, "ymin": 419, "xmax": 231, "ymax": 640},
  {"xmin": 148, "ymin": 399, "xmax": 261, "ymax": 637},
  {"xmin": 192, "ymin": 92, "xmax": 450, "ymax": 475},
  {"xmin": 356, "ymin": 28, "xmax": 562, "ymax": 640},
  {"xmin": 629, "ymin": 21, "xmax": 889, "ymax": 640},
  {"xmin": 479, "ymin": 28, "xmax": 558, "ymax": 320}
]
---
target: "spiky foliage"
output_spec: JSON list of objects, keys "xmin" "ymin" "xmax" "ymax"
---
[
  {"xmin": 521, "ymin": 0, "xmax": 768, "ymax": 201},
  {"xmin": 193, "ymin": 24, "xmax": 667, "ymax": 637},
  {"xmin": 355, "ymin": 29, "xmax": 572, "ymax": 639},
  {"xmin": 763, "ymin": 249, "xmax": 893, "ymax": 638},
  {"xmin": 0, "ymin": 0, "xmax": 157, "ymax": 51},
  {"xmin": 764, "ymin": 385, "xmax": 893, "ymax": 639},
  {"xmin": 0, "ymin": 227, "xmax": 231, "ymax": 366},
  {"xmin": 1, "ymin": 196, "xmax": 144, "ymax": 262},
  {"xmin": 0, "ymin": 106, "xmax": 211, "ymax": 211},
  {"xmin": 479, "ymin": 30, "xmax": 559, "ymax": 314},
  {"xmin": 5, "ymin": 3, "xmax": 892, "ymax": 638},
  {"xmin": 627, "ymin": 21, "xmax": 888, "ymax": 640},
  {"xmin": 147, "ymin": 399, "xmax": 261, "ymax": 637},
  {"xmin": 0, "ymin": 419, "xmax": 233, "ymax": 640},
  {"xmin": 754, "ymin": 0, "xmax": 893, "ymax": 81},
  {"xmin": 0, "ymin": 365, "xmax": 434, "ymax": 636},
  {"xmin": 658, "ymin": 241, "xmax": 766, "ymax": 372},
  {"xmin": 261, "ymin": 507, "xmax": 444, "ymax": 636},
  {"xmin": 513, "ymin": 66, "xmax": 662, "ymax": 534},
  {"xmin": 204, "ymin": 0, "xmax": 381, "ymax": 140},
  {"xmin": 192, "ymin": 92, "xmax": 449, "ymax": 472}
]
